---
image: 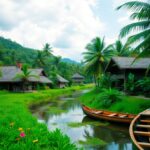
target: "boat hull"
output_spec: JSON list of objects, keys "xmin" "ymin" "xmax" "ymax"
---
[{"xmin": 82, "ymin": 105, "xmax": 136, "ymax": 124}]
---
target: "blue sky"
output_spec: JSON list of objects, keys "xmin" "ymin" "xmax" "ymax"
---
[{"xmin": 0, "ymin": 0, "xmax": 133, "ymax": 61}]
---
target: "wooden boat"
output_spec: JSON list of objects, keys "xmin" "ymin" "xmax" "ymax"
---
[
  {"xmin": 129, "ymin": 109, "xmax": 150, "ymax": 150},
  {"xmin": 82, "ymin": 105, "xmax": 136, "ymax": 124}
]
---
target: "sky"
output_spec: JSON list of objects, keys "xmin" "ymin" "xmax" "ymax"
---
[{"xmin": 0, "ymin": 0, "xmax": 134, "ymax": 62}]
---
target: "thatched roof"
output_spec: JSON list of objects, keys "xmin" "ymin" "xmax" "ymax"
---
[
  {"xmin": 106, "ymin": 57, "xmax": 150, "ymax": 71},
  {"xmin": 56, "ymin": 74, "xmax": 68, "ymax": 83},
  {"xmin": 0, "ymin": 66, "xmax": 52, "ymax": 83},
  {"xmin": 72, "ymin": 73, "xmax": 84, "ymax": 79}
]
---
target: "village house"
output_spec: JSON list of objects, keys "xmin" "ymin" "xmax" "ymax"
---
[
  {"xmin": 0, "ymin": 65, "xmax": 52, "ymax": 91},
  {"xmin": 105, "ymin": 57, "xmax": 150, "ymax": 90},
  {"xmin": 56, "ymin": 74, "xmax": 69, "ymax": 88},
  {"xmin": 72, "ymin": 73, "xmax": 84, "ymax": 84}
]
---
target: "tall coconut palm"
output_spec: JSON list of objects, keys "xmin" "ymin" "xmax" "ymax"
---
[
  {"xmin": 43, "ymin": 43, "xmax": 53, "ymax": 56},
  {"xmin": 111, "ymin": 40, "xmax": 134, "ymax": 56},
  {"xmin": 14, "ymin": 64, "xmax": 39, "ymax": 91},
  {"xmin": 83, "ymin": 37, "xmax": 114, "ymax": 86},
  {"xmin": 117, "ymin": 1, "xmax": 150, "ymax": 57}
]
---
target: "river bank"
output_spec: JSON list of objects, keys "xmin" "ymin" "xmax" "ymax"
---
[
  {"xmin": 80, "ymin": 88, "xmax": 150, "ymax": 114},
  {"xmin": 0, "ymin": 85, "xmax": 92, "ymax": 150}
]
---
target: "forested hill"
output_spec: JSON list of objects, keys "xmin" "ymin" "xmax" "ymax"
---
[
  {"xmin": 0, "ymin": 36, "xmax": 86, "ymax": 83},
  {"xmin": 0, "ymin": 36, "xmax": 35, "ymax": 51},
  {"xmin": 0, "ymin": 36, "xmax": 40, "ymax": 65}
]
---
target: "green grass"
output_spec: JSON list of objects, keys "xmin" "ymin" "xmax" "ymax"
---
[
  {"xmin": 0, "ymin": 84, "xmax": 92, "ymax": 150},
  {"xmin": 78, "ymin": 137, "xmax": 107, "ymax": 146},
  {"xmin": 67, "ymin": 121, "xmax": 108, "ymax": 128},
  {"xmin": 80, "ymin": 88, "xmax": 150, "ymax": 114},
  {"xmin": 48, "ymin": 106, "xmax": 67, "ymax": 114}
]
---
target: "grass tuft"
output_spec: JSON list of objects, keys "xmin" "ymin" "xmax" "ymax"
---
[
  {"xmin": 78, "ymin": 137, "xmax": 107, "ymax": 146},
  {"xmin": 67, "ymin": 121, "xmax": 108, "ymax": 128}
]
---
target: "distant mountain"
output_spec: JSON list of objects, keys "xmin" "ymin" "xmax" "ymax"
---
[{"xmin": 62, "ymin": 58, "xmax": 79, "ymax": 64}]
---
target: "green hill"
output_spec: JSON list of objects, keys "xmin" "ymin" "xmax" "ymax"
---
[
  {"xmin": 0, "ymin": 36, "xmax": 38, "ymax": 65},
  {"xmin": 0, "ymin": 36, "xmax": 85, "ymax": 83}
]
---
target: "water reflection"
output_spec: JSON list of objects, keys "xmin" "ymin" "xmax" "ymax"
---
[{"xmin": 32, "ymin": 90, "xmax": 133, "ymax": 150}]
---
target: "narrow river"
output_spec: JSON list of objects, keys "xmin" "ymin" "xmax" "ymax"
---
[{"xmin": 32, "ymin": 90, "xmax": 133, "ymax": 150}]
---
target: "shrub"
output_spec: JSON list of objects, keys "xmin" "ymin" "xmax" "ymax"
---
[
  {"xmin": 98, "ymin": 73, "xmax": 113, "ymax": 89},
  {"xmin": 136, "ymin": 77, "xmax": 150, "ymax": 97},
  {"xmin": 125, "ymin": 73, "xmax": 136, "ymax": 94},
  {"xmin": 91, "ymin": 88, "xmax": 124, "ymax": 108}
]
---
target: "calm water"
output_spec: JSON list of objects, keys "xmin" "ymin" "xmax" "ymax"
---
[{"xmin": 32, "ymin": 90, "xmax": 133, "ymax": 150}]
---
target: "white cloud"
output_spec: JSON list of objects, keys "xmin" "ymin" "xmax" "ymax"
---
[{"xmin": 0, "ymin": 0, "xmax": 105, "ymax": 61}]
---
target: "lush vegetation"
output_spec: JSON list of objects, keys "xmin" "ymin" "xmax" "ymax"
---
[
  {"xmin": 125, "ymin": 73, "xmax": 150, "ymax": 97},
  {"xmin": 117, "ymin": 1, "xmax": 150, "ymax": 57},
  {"xmin": 80, "ymin": 88, "xmax": 150, "ymax": 114},
  {"xmin": 0, "ymin": 85, "xmax": 92, "ymax": 150},
  {"xmin": 83, "ymin": 37, "xmax": 114, "ymax": 86},
  {"xmin": 0, "ymin": 37, "xmax": 92, "ymax": 85}
]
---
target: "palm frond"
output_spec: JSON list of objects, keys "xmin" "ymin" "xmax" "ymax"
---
[
  {"xmin": 117, "ymin": 1, "xmax": 150, "ymax": 12},
  {"xmin": 130, "ymin": 11, "xmax": 150, "ymax": 20},
  {"xmin": 128, "ymin": 28, "xmax": 150, "ymax": 44},
  {"xmin": 135, "ymin": 34, "xmax": 150, "ymax": 51},
  {"xmin": 119, "ymin": 21, "xmax": 150, "ymax": 38}
]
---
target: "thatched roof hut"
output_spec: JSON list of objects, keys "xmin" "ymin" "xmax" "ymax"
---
[
  {"xmin": 0, "ymin": 66, "xmax": 52, "ymax": 91},
  {"xmin": 72, "ymin": 73, "xmax": 84, "ymax": 84},
  {"xmin": 56, "ymin": 74, "xmax": 68, "ymax": 88},
  {"xmin": 105, "ymin": 57, "xmax": 150, "ymax": 90}
]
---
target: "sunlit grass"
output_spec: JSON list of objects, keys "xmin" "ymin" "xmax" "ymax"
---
[{"xmin": 0, "ymin": 85, "xmax": 92, "ymax": 150}]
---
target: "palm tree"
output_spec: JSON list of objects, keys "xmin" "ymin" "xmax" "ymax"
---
[
  {"xmin": 43, "ymin": 43, "xmax": 53, "ymax": 56},
  {"xmin": 117, "ymin": 1, "xmax": 150, "ymax": 57},
  {"xmin": 111, "ymin": 40, "xmax": 134, "ymax": 56},
  {"xmin": 54, "ymin": 56, "xmax": 61, "ymax": 68},
  {"xmin": 83, "ymin": 37, "xmax": 114, "ymax": 86},
  {"xmin": 34, "ymin": 51, "xmax": 46, "ymax": 67},
  {"xmin": 14, "ymin": 64, "xmax": 39, "ymax": 91}
]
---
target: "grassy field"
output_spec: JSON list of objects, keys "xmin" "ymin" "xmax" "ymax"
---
[
  {"xmin": 0, "ymin": 84, "xmax": 92, "ymax": 150},
  {"xmin": 80, "ymin": 88, "xmax": 150, "ymax": 114}
]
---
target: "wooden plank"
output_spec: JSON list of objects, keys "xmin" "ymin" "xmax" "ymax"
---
[
  {"xmin": 140, "ymin": 120, "xmax": 150, "ymax": 124},
  {"xmin": 119, "ymin": 115, "xmax": 127, "ymax": 118},
  {"xmin": 136, "ymin": 124, "xmax": 150, "ymax": 129},
  {"xmin": 134, "ymin": 131, "xmax": 150, "ymax": 136},
  {"xmin": 107, "ymin": 113, "xmax": 117, "ymax": 117},
  {"xmin": 93, "ymin": 111, "xmax": 103, "ymax": 114},
  {"xmin": 138, "ymin": 142, "xmax": 150, "ymax": 147}
]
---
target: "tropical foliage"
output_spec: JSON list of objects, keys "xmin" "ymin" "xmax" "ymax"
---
[
  {"xmin": 95, "ymin": 88, "xmax": 123, "ymax": 108},
  {"xmin": 83, "ymin": 37, "xmax": 114, "ymax": 86},
  {"xmin": 117, "ymin": 1, "xmax": 150, "ymax": 57},
  {"xmin": 125, "ymin": 73, "xmax": 136, "ymax": 94},
  {"xmin": 98, "ymin": 73, "xmax": 113, "ymax": 89},
  {"xmin": 111, "ymin": 40, "xmax": 133, "ymax": 56},
  {"xmin": 14, "ymin": 64, "xmax": 39, "ymax": 91},
  {"xmin": 136, "ymin": 77, "xmax": 150, "ymax": 97}
]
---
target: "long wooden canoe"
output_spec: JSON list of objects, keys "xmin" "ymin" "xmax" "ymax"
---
[
  {"xmin": 129, "ymin": 109, "xmax": 150, "ymax": 150},
  {"xmin": 82, "ymin": 105, "xmax": 136, "ymax": 124}
]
